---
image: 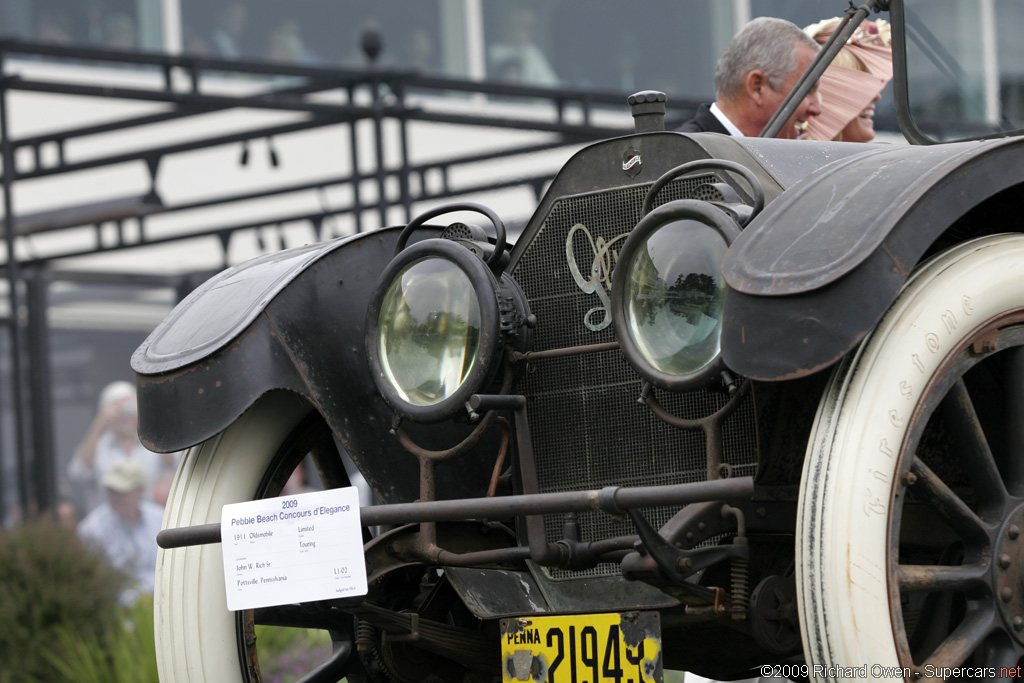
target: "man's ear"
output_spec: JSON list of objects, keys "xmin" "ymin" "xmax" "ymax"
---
[{"xmin": 746, "ymin": 69, "xmax": 768, "ymax": 106}]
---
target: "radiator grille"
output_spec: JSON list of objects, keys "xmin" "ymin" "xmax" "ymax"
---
[{"xmin": 511, "ymin": 178, "xmax": 758, "ymax": 580}]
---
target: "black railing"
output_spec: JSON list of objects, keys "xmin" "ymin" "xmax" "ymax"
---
[{"xmin": 0, "ymin": 37, "xmax": 706, "ymax": 523}]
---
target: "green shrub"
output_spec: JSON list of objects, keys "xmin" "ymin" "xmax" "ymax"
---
[
  {"xmin": 254, "ymin": 625, "xmax": 333, "ymax": 683},
  {"xmin": 0, "ymin": 521, "xmax": 126, "ymax": 683},
  {"xmin": 47, "ymin": 603, "xmax": 331, "ymax": 683},
  {"xmin": 43, "ymin": 597, "xmax": 159, "ymax": 683}
]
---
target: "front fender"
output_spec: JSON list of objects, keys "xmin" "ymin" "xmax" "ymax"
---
[
  {"xmin": 721, "ymin": 136, "xmax": 1024, "ymax": 381},
  {"xmin": 132, "ymin": 227, "xmax": 497, "ymax": 503}
]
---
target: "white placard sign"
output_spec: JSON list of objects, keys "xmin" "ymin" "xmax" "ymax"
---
[{"xmin": 220, "ymin": 486, "xmax": 368, "ymax": 611}]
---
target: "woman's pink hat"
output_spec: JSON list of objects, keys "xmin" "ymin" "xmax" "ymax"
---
[{"xmin": 804, "ymin": 18, "xmax": 893, "ymax": 141}]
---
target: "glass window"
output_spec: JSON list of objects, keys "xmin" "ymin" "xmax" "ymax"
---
[
  {"xmin": 901, "ymin": 0, "xmax": 1023, "ymax": 139},
  {"xmin": 180, "ymin": 0, "xmax": 455, "ymax": 76},
  {"xmin": 480, "ymin": 1, "xmax": 727, "ymax": 100},
  {"xmin": 747, "ymin": 0, "xmax": 853, "ymax": 27},
  {"xmin": 0, "ymin": 0, "xmax": 155, "ymax": 50},
  {"xmin": 995, "ymin": 0, "xmax": 1024, "ymax": 125}
]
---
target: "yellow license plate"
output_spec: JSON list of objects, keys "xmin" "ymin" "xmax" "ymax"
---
[{"xmin": 500, "ymin": 611, "xmax": 662, "ymax": 683}]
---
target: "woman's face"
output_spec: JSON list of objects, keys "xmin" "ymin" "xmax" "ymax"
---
[{"xmin": 841, "ymin": 91, "xmax": 881, "ymax": 143}]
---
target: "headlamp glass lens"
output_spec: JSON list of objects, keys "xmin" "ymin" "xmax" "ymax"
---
[
  {"xmin": 623, "ymin": 219, "xmax": 727, "ymax": 377},
  {"xmin": 377, "ymin": 257, "xmax": 482, "ymax": 406}
]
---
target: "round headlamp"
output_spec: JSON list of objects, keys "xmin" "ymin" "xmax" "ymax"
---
[
  {"xmin": 366, "ymin": 237, "xmax": 529, "ymax": 423},
  {"xmin": 611, "ymin": 199, "xmax": 741, "ymax": 392}
]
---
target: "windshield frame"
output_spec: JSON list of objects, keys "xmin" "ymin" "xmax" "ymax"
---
[{"xmin": 891, "ymin": 0, "xmax": 1024, "ymax": 145}]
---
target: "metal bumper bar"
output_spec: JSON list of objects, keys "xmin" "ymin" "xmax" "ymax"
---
[{"xmin": 157, "ymin": 476, "xmax": 754, "ymax": 549}]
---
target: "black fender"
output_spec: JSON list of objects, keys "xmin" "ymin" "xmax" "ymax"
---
[
  {"xmin": 721, "ymin": 136, "xmax": 1024, "ymax": 381},
  {"xmin": 132, "ymin": 227, "xmax": 498, "ymax": 504}
]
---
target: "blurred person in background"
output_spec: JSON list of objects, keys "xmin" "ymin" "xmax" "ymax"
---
[
  {"xmin": 488, "ymin": 6, "xmax": 558, "ymax": 85},
  {"xmin": 266, "ymin": 18, "xmax": 319, "ymax": 64},
  {"xmin": 152, "ymin": 470, "xmax": 175, "ymax": 508},
  {"xmin": 211, "ymin": 0, "xmax": 248, "ymax": 59},
  {"xmin": 67, "ymin": 381, "xmax": 177, "ymax": 513},
  {"xmin": 102, "ymin": 11, "xmax": 138, "ymax": 50},
  {"xmin": 677, "ymin": 17, "xmax": 822, "ymax": 139},
  {"xmin": 53, "ymin": 496, "xmax": 79, "ymax": 529},
  {"xmin": 803, "ymin": 17, "xmax": 893, "ymax": 142},
  {"xmin": 280, "ymin": 461, "xmax": 315, "ymax": 497},
  {"xmin": 36, "ymin": 9, "xmax": 72, "ymax": 44},
  {"xmin": 77, "ymin": 458, "xmax": 164, "ymax": 603},
  {"xmin": 406, "ymin": 27, "xmax": 437, "ymax": 73}
]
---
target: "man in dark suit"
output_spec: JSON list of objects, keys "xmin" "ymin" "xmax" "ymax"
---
[
  {"xmin": 679, "ymin": 17, "xmax": 822, "ymax": 138},
  {"xmin": 678, "ymin": 103, "xmax": 731, "ymax": 135}
]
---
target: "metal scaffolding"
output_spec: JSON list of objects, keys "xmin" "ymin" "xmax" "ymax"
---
[{"xmin": 0, "ymin": 37, "xmax": 704, "ymax": 522}]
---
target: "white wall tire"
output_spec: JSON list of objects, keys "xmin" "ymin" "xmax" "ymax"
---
[
  {"xmin": 797, "ymin": 234, "xmax": 1024, "ymax": 681},
  {"xmin": 155, "ymin": 391, "xmax": 314, "ymax": 682},
  {"xmin": 154, "ymin": 389, "xmax": 497, "ymax": 683}
]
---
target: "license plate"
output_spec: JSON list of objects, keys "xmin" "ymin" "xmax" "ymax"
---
[{"xmin": 500, "ymin": 611, "xmax": 662, "ymax": 683}]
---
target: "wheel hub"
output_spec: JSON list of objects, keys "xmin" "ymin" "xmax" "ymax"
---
[
  {"xmin": 994, "ymin": 504, "xmax": 1024, "ymax": 642},
  {"xmin": 750, "ymin": 575, "xmax": 801, "ymax": 655}
]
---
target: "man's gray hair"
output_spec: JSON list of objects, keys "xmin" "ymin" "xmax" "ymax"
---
[{"xmin": 715, "ymin": 17, "xmax": 819, "ymax": 100}]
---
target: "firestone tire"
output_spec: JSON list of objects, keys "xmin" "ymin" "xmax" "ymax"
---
[
  {"xmin": 154, "ymin": 392, "xmax": 313, "ymax": 682},
  {"xmin": 797, "ymin": 234, "xmax": 1024, "ymax": 681}
]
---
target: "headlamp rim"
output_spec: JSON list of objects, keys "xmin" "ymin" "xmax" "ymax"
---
[
  {"xmin": 365, "ymin": 238, "xmax": 502, "ymax": 423},
  {"xmin": 610, "ymin": 199, "xmax": 741, "ymax": 392}
]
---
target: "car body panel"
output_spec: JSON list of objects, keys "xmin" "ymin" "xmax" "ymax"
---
[
  {"xmin": 133, "ymin": 226, "xmax": 501, "ymax": 504},
  {"xmin": 722, "ymin": 137, "xmax": 1024, "ymax": 380}
]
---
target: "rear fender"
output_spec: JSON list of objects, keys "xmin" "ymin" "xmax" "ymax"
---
[
  {"xmin": 721, "ymin": 137, "xmax": 1024, "ymax": 381},
  {"xmin": 132, "ymin": 227, "xmax": 499, "ymax": 503}
]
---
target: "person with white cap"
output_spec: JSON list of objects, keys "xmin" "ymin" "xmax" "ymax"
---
[
  {"xmin": 67, "ymin": 380, "xmax": 176, "ymax": 513},
  {"xmin": 77, "ymin": 457, "xmax": 164, "ymax": 602},
  {"xmin": 803, "ymin": 17, "xmax": 893, "ymax": 142}
]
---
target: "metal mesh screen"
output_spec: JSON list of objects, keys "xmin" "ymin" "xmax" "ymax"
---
[{"xmin": 511, "ymin": 178, "xmax": 758, "ymax": 579}]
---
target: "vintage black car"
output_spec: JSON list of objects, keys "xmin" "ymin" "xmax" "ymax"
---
[{"xmin": 142, "ymin": 1, "xmax": 1024, "ymax": 681}]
